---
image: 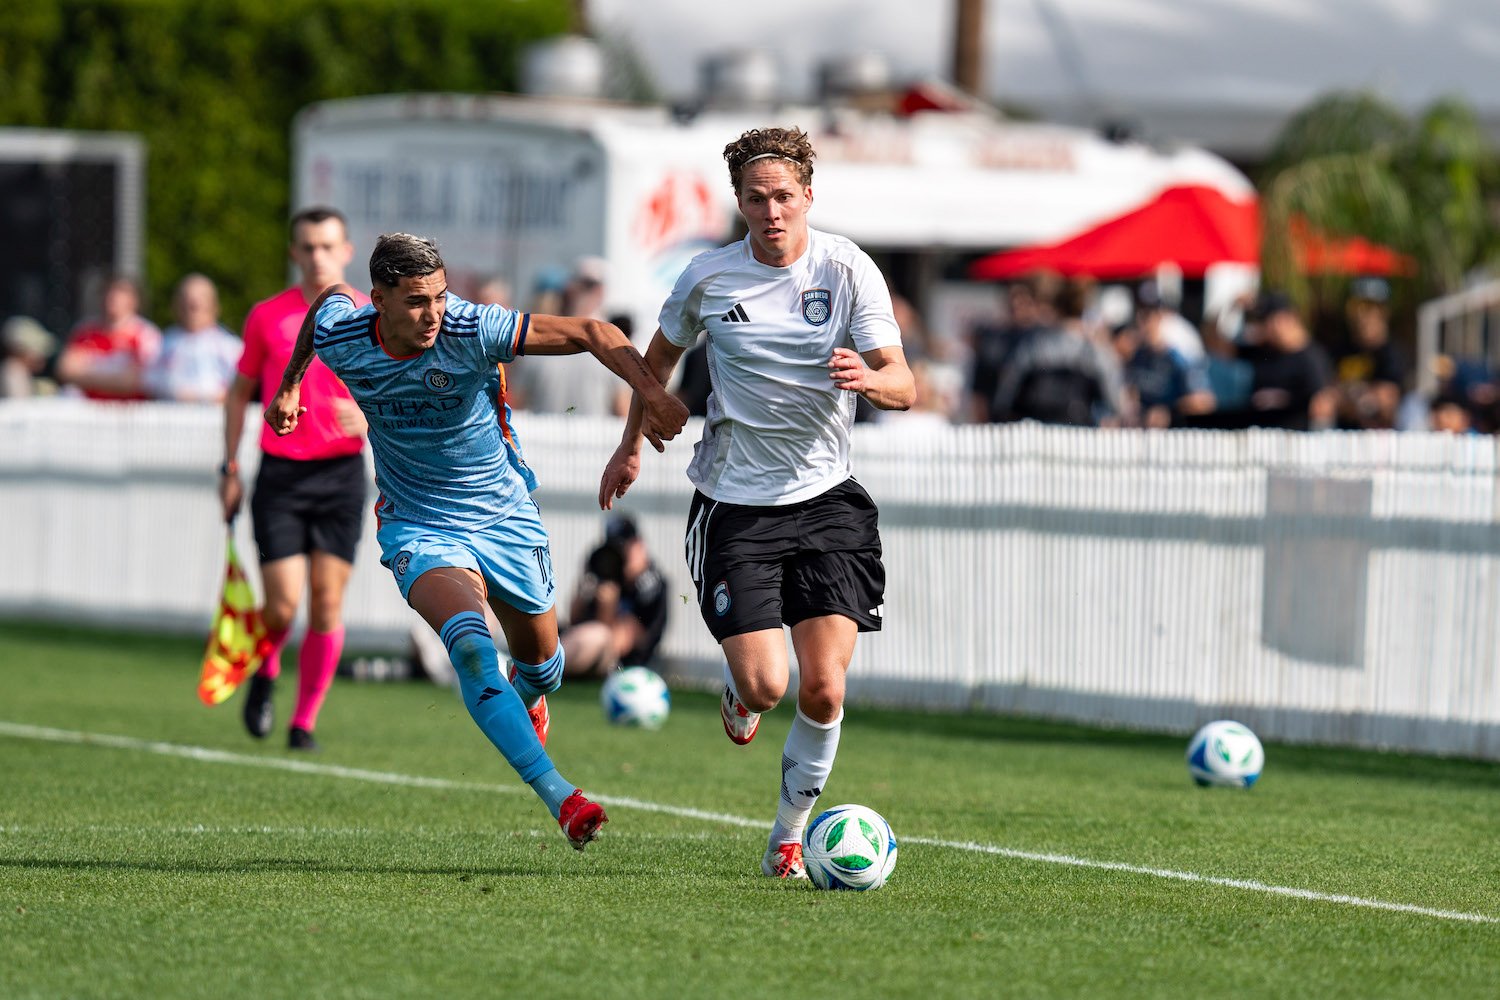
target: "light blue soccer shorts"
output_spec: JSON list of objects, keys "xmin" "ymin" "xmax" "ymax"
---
[{"xmin": 377, "ymin": 497, "xmax": 556, "ymax": 615}]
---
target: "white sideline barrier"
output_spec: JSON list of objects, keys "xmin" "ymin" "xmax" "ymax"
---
[{"xmin": 3, "ymin": 398, "xmax": 1499, "ymax": 759}]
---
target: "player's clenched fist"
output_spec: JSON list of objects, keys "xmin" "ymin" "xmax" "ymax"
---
[
  {"xmin": 264, "ymin": 385, "xmax": 306, "ymax": 437},
  {"xmin": 640, "ymin": 386, "xmax": 689, "ymax": 452}
]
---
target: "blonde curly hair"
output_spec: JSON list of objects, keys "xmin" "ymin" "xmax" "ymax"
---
[{"xmin": 722, "ymin": 127, "xmax": 816, "ymax": 193}]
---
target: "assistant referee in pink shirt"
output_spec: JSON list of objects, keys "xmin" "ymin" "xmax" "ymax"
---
[{"xmin": 219, "ymin": 206, "xmax": 369, "ymax": 751}]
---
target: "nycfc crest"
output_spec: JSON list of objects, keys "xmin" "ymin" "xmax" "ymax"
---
[
  {"xmin": 424, "ymin": 369, "xmax": 455, "ymax": 392},
  {"xmin": 801, "ymin": 288, "xmax": 831, "ymax": 326},
  {"xmin": 713, "ymin": 581, "xmax": 731, "ymax": 616},
  {"xmin": 393, "ymin": 551, "xmax": 412, "ymax": 577}
]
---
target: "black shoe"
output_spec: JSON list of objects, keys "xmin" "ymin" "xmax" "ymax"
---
[
  {"xmin": 242, "ymin": 673, "xmax": 275, "ymax": 739},
  {"xmin": 288, "ymin": 726, "xmax": 319, "ymax": 752}
]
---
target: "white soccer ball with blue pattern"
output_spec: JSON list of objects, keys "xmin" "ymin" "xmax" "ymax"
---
[
  {"xmin": 600, "ymin": 666, "xmax": 670, "ymax": 729},
  {"xmin": 1186, "ymin": 720, "xmax": 1264, "ymax": 787},
  {"xmin": 802, "ymin": 803, "xmax": 898, "ymax": 891}
]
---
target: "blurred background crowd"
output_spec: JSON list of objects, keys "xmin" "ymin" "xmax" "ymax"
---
[
  {"xmin": 3, "ymin": 0, "xmax": 1499, "ymax": 437},
  {"xmin": 2, "ymin": 261, "xmax": 1487, "ymax": 438}
]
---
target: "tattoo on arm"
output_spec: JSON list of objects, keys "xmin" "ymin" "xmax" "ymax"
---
[
  {"xmin": 283, "ymin": 318, "xmax": 317, "ymax": 388},
  {"xmin": 625, "ymin": 350, "xmax": 660, "ymax": 389},
  {"xmin": 281, "ymin": 286, "xmax": 353, "ymax": 389}
]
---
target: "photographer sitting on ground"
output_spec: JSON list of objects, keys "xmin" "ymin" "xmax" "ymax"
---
[{"xmin": 561, "ymin": 514, "xmax": 669, "ymax": 678}]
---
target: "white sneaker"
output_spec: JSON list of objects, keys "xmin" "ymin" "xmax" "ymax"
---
[
  {"xmin": 761, "ymin": 841, "xmax": 808, "ymax": 879},
  {"xmin": 720, "ymin": 684, "xmax": 761, "ymax": 745}
]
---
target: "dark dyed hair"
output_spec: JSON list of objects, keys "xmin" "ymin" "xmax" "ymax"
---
[
  {"xmin": 368, "ymin": 233, "xmax": 445, "ymax": 289},
  {"xmin": 289, "ymin": 205, "xmax": 348, "ymax": 242},
  {"xmin": 723, "ymin": 127, "xmax": 815, "ymax": 193}
]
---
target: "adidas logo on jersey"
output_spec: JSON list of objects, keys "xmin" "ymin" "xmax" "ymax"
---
[{"xmin": 721, "ymin": 303, "xmax": 750, "ymax": 323}]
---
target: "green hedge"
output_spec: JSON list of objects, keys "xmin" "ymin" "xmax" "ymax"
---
[{"xmin": 0, "ymin": 0, "xmax": 569, "ymax": 329}]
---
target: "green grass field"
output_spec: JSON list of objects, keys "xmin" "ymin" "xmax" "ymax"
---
[{"xmin": 2, "ymin": 621, "xmax": 1498, "ymax": 999}]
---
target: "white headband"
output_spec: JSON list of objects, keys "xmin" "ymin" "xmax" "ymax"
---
[{"xmin": 743, "ymin": 152, "xmax": 801, "ymax": 166}]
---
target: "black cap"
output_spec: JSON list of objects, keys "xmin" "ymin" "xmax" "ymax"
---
[
  {"xmin": 605, "ymin": 514, "xmax": 638, "ymax": 547},
  {"xmin": 1135, "ymin": 280, "xmax": 1164, "ymax": 311},
  {"xmin": 1248, "ymin": 290, "xmax": 1295, "ymax": 322}
]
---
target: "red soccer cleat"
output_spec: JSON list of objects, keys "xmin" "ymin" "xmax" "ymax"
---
[
  {"xmin": 526, "ymin": 695, "xmax": 550, "ymax": 747},
  {"xmin": 761, "ymin": 841, "xmax": 807, "ymax": 879},
  {"xmin": 558, "ymin": 790, "xmax": 607, "ymax": 851},
  {"xmin": 720, "ymin": 684, "xmax": 761, "ymax": 745},
  {"xmin": 508, "ymin": 664, "xmax": 549, "ymax": 746}
]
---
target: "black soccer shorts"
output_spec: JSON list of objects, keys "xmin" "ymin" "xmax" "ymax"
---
[
  {"xmin": 250, "ymin": 453, "xmax": 368, "ymax": 564},
  {"xmin": 684, "ymin": 478, "xmax": 885, "ymax": 643}
]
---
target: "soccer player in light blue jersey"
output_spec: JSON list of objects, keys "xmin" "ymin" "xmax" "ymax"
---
[{"xmin": 265, "ymin": 233, "xmax": 689, "ymax": 850}]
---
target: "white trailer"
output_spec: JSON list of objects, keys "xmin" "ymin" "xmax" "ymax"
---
[{"xmin": 293, "ymin": 92, "xmax": 1256, "ymax": 334}]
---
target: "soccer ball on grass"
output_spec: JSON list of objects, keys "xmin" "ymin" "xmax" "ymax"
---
[
  {"xmin": 1186, "ymin": 720, "xmax": 1264, "ymax": 787},
  {"xmin": 600, "ymin": 666, "xmax": 670, "ymax": 729},
  {"xmin": 802, "ymin": 803, "xmax": 898, "ymax": 891}
]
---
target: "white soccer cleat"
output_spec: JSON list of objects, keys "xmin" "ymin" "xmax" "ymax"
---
[
  {"xmin": 761, "ymin": 841, "xmax": 808, "ymax": 879},
  {"xmin": 720, "ymin": 684, "xmax": 761, "ymax": 745}
]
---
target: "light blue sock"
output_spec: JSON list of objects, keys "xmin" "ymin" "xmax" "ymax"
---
[
  {"xmin": 509, "ymin": 646, "xmax": 566, "ymax": 707},
  {"xmin": 438, "ymin": 612, "xmax": 559, "ymax": 791},
  {"xmin": 528, "ymin": 767, "xmax": 576, "ymax": 818}
]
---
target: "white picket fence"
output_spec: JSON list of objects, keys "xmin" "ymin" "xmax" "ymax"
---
[{"xmin": 3, "ymin": 398, "xmax": 1498, "ymax": 759}]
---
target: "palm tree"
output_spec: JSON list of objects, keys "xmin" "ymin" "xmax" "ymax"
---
[{"xmin": 1258, "ymin": 91, "xmax": 1500, "ymax": 310}]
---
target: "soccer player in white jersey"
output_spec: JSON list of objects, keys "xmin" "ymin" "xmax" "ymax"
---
[
  {"xmin": 264, "ymin": 233, "xmax": 689, "ymax": 850},
  {"xmin": 598, "ymin": 127, "xmax": 915, "ymax": 878}
]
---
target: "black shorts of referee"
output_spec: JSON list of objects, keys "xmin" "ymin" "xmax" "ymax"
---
[
  {"xmin": 250, "ymin": 453, "xmax": 368, "ymax": 564},
  {"xmin": 685, "ymin": 478, "xmax": 885, "ymax": 643}
]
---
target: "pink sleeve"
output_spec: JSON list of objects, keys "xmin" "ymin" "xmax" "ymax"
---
[{"xmin": 237, "ymin": 306, "xmax": 265, "ymax": 378}]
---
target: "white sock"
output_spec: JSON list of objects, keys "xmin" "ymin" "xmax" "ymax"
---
[{"xmin": 769, "ymin": 706, "xmax": 843, "ymax": 847}]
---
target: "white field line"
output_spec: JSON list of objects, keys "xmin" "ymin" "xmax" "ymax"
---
[
  {"xmin": 2, "ymin": 720, "xmax": 1494, "ymax": 925},
  {"xmin": 0, "ymin": 823, "xmax": 716, "ymax": 841}
]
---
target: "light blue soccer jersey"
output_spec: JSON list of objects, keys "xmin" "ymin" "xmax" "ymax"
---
[{"xmin": 313, "ymin": 292, "xmax": 538, "ymax": 530}]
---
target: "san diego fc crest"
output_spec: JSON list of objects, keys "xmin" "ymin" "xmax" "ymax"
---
[{"xmin": 801, "ymin": 288, "xmax": 831, "ymax": 326}]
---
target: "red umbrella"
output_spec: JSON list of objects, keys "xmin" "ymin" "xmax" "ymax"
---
[
  {"xmin": 967, "ymin": 184, "xmax": 1260, "ymax": 281},
  {"xmin": 1287, "ymin": 216, "xmax": 1417, "ymax": 276}
]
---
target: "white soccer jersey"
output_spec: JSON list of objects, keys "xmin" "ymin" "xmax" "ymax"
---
[{"xmin": 659, "ymin": 228, "xmax": 902, "ymax": 506}]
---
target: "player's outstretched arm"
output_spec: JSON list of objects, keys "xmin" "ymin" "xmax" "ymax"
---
[
  {"xmin": 527, "ymin": 316, "xmax": 688, "ymax": 452},
  {"xmin": 600, "ymin": 330, "xmax": 685, "ymax": 510},
  {"xmin": 829, "ymin": 345, "xmax": 916, "ymax": 411},
  {"xmin": 263, "ymin": 282, "xmax": 359, "ymax": 436}
]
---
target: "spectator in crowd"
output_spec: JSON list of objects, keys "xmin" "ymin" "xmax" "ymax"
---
[
  {"xmin": 991, "ymin": 277, "xmax": 1124, "ymax": 427},
  {"xmin": 0, "ymin": 316, "xmax": 58, "ymax": 398},
  {"xmin": 1429, "ymin": 391, "xmax": 1476, "ymax": 434},
  {"xmin": 1123, "ymin": 287, "xmax": 1216, "ymax": 428},
  {"xmin": 1331, "ymin": 276, "xmax": 1406, "ymax": 430},
  {"xmin": 148, "ymin": 273, "xmax": 242, "ymax": 403},
  {"xmin": 894, "ymin": 292, "xmax": 963, "ymax": 422},
  {"xmin": 877, "ymin": 359, "xmax": 958, "ymax": 433},
  {"xmin": 1235, "ymin": 291, "xmax": 1336, "ymax": 431},
  {"xmin": 560, "ymin": 514, "xmax": 670, "ymax": 678},
  {"xmin": 1424, "ymin": 353, "xmax": 1500, "ymax": 433},
  {"xmin": 220, "ymin": 206, "xmax": 368, "ymax": 751},
  {"xmin": 508, "ymin": 256, "xmax": 620, "ymax": 416},
  {"xmin": 1134, "ymin": 278, "xmax": 1207, "ymax": 364},
  {"xmin": 475, "ymin": 276, "xmax": 512, "ymax": 308},
  {"xmin": 968, "ymin": 272, "xmax": 1057, "ymax": 423},
  {"xmin": 526, "ymin": 266, "xmax": 568, "ymax": 315},
  {"xmin": 56, "ymin": 275, "xmax": 162, "ymax": 401}
]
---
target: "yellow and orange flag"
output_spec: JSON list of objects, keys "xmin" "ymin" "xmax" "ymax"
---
[{"xmin": 197, "ymin": 531, "xmax": 272, "ymax": 706}]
